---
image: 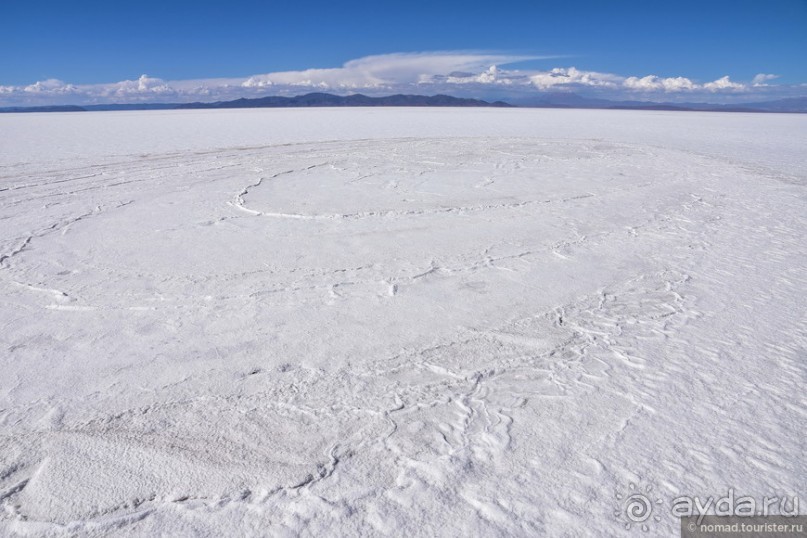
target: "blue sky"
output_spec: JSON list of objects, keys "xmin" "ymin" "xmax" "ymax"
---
[{"xmin": 2, "ymin": 0, "xmax": 806, "ymax": 105}]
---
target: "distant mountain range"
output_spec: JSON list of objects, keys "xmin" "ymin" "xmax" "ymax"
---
[
  {"xmin": 177, "ymin": 92, "xmax": 512, "ymax": 109},
  {"xmin": 519, "ymin": 93, "xmax": 807, "ymax": 113},
  {"xmin": 2, "ymin": 92, "xmax": 806, "ymax": 113},
  {"xmin": 0, "ymin": 93, "xmax": 510, "ymax": 113}
]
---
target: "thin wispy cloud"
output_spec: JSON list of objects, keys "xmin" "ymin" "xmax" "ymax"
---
[
  {"xmin": 241, "ymin": 52, "xmax": 545, "ymax": 89},
  {"xmin": 0, "ymin": 52, "xmax": 794, "ymax": 106},
  {"xmin": 751, "ymin": 73, "xmax": 779, "ymax": 87}
]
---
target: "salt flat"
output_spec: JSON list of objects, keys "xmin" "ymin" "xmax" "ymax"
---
[{"xmin": 0, "ymin": 108, "xmax": 805, "ymax": 536}]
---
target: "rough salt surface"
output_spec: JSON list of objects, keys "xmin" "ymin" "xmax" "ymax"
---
[{"xmin": 0, "ymin": 108, "xmax": 805, "ymax": 536}]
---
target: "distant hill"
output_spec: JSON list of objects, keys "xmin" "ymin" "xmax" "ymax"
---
[
  {"xmin": 733, "ymin": 97, "xmax": 807, "ymax": 112},
  {"xmin": 518, "ymin": 92, "xmax": 807, "ymax": 113},
  {"xmin": 83, "ymin": 103, "xmax": 179, "ymax": 111},
  {"xmin": 176, "ymin": 92, "xmax": 513, "ymax": 109},
  {"xmin": 0, "ymin": 105, "xmax": 86, "ymax": 113},
  {"xmin": 2, "ymin": 92, "xmax": 806, "ymax": 114}
]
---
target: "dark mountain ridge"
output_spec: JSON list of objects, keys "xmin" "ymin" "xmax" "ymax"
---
[
  {"xmin": 2, "ymin": 92, "xmax": 805, "ymax": 113},
  {"xmin": 175, "ymin": 92, "xmax": 512, "ymax": 109},
  {"xmin": 521, "ymin": 93, "xmax": 807, "ymax": 113}
]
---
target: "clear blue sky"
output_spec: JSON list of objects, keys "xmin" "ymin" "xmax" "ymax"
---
[
  {"xmin": 4, "ymin": 0, "xmax": 806, "ymax": 85},
  {"xmin": 2, "ymin": 0, "xmax": 805, "ymax": 105}
]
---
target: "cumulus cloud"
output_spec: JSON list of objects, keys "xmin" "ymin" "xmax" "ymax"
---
[
  {"xmin": 529, "ymin": 67, "xmax": 621, "ymax": 89},
  {"xmin": 621, "ymin": 74, "xmax": 750, "ymax": 93},
  {"xmin": 0, "ymin": 52, "xmax": 790, "ymax": 107},
  {"xmin": 752, "ymin": 73, "xmax": 779, "ymax": 86},
  {"xmin": 23, "ymin": 79, "xmax": 78, "ymax": 94},
  {"xmin": 240, "ymin": 52, "xmax": 540, "ymax": 90},
  {"xmin": 0, "ymin": 52, "xmax": 549, "ymax": 105},
  {"xmin": 526, "ymin": 69, "xmax": 750, "ymax": 94},
  {"xmin": 623, "ymin": 75, "xmax": 696, "ymax": 92},
  {"xmin": 702, "ymin": 75, "xmax": 745, "ymax": 91},
  {"xmin": 440, "ymin": 65, "xmax": 518, "ymax": 85},
  {"xmin": 101, "ymin": 75, "xmax": 174, "ymax": 97}
]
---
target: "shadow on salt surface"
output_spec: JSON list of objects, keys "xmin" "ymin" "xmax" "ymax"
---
[
  {"xmin": 13, "ymin": 401, "xmax": 387, "ymax": 524},
  {"xmin": 2, "ymin": 267, "xmax": 699, "ymax": 531}
]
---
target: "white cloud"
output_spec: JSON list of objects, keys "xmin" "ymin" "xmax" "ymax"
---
[
  {"xmin": 23, "ymin": 79, "xmax": 77, "ymax": 94},
  {"xmin": 241, "ymin": 77, "xmax": 273, "ymax": 88},
  {"xmin": 0, "ymin": 53, "xmax": 791, "ymax": 107},
  {"xmin": 752, "ymin": 73, "xmax": 779, "ymax": 86},
  {"xmin": 442, "ymin": 65, "xmax": 515, "ymax": 85},
  {"xmin": 0, "ymin": 52, "xmax": 550, "ymax": 105},
  {"xmin": 103, "ymin": 75, "xmax": 174, "ymax": 97},
  {"xmin": 703, "ymin": 75, "xmax": 746, "ymax": 91},
  {"xmin": 622, "ymin": 74, "xmax": 750, "ymax": 93},
  {"xmin": 529, "ymin": 67, "xmax": 621, "ymax": 89},
  {"xmin": 623, "ymin": 75, "xmax": 696, "ymax": 92},
  {"xmin": 531, "ymin": 69, "xmax": 744, "ymax": 94},
  {"xmin": 239, "ymin": 52, "xmax": 541, "ymax": 90}
]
